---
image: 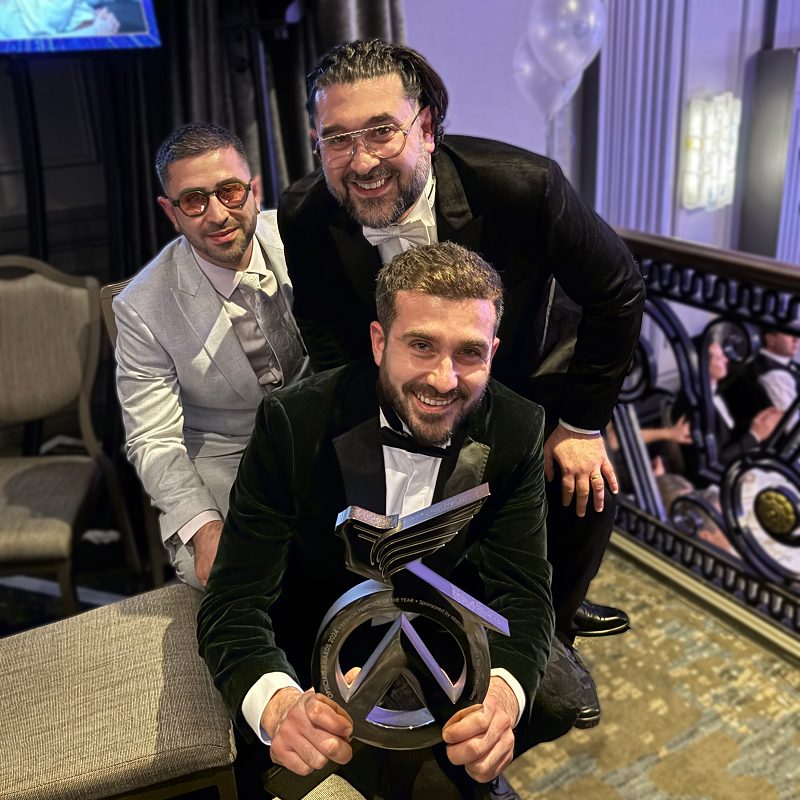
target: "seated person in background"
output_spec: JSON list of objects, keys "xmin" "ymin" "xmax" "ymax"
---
[
  {"xmin": 198, "ymin": 243, "xmax": 583, "ymax": 800},
  {"xmin": 652, "ymin": 463, "xmax": 734, "ymax": 555},
  {"xmin": 604, "ymin": 415, "xmax": 690, "ymax": 496},
  {"xmin": 721, "ymin": 329, "xmax": 800, "ymax": 431},
  {"xmin": 675, "ymin": 340, "xmax": 781, "ymax": 486},
  {"xmin": 113, "ymin": 122, "xmax": 310, "ymax": 589}
]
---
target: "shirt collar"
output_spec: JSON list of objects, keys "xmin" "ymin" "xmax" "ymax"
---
[
  {"xmin": 191, "ymin": 240, "xmax": 266, "ymax": 299},
  {"xmin": 760, "ymin": 348, "xmax": 794, "ymax": 367}
]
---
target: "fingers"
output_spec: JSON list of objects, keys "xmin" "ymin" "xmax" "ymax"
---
[
  {"xmin": 313, "ymin": 692, "xmax": 354, "ymax": 728},
  {"xmin": 270, "ymin": 692, "xmax": 353, "ymax": 776},
  {"xmin": 601, "ymin": 461, "xmax": 618, "ymax": 495},
  {"xmin": 443, "ymin": 703, "xmax": 514, "ymax": 784},
  {"xmin": 562, "ymin": 464, "xmax": 616, "ymax": 515},
  {"xmin": 442, "ymin": 704, "xmax": 483, "ymax": 742},
  {"xmin": 589, "ymin": 470, "xmax": 605, "ymax": 514},
  {"xmin": 574, "ymin": 474, "xmax": 591, "ymax": 517},
  {"xmin": 463, "ymin": 733, "xmax": 514, "ymax": 784},
  {"xmin": 560, "ymin": 473, "xmax": 575, "ymax": 507}
]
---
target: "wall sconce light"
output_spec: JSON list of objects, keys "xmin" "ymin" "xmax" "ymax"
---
[{"xmin": 681, "ymin": 92, "xmax": 742, "ymax": 211}]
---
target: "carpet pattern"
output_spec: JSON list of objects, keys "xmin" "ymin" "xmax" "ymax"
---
[{"xmin": 506, "ymin": 550, "xmax": 800, "ymax": 799}]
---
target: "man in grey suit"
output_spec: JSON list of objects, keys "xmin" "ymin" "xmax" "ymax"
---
[{"xmin": 113, "ymin": 123, "xmax": 310, "ymax": 589}]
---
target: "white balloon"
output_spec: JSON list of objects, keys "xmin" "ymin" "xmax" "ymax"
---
[
  {"xmin": 513, "ymin": 35, "xmax": 582, "ymax": 119},
  {"xmin": 527, "ymin": 0, "xmax": 606, "ymax": 82}
]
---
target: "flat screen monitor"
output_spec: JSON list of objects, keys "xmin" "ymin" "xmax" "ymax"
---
[{"xmin": 0, "ymin": 1, "xmax": 161, "ymax": 53}]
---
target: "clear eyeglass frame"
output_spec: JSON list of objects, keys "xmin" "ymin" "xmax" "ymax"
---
[{"xmin": 314, "ymin": 109, "xmax": 423, "ymax": 165}]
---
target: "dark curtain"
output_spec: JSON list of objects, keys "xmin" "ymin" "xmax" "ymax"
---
[
  {"xmin": 89, "ymin": 0, "xmax": 402, "ymax": 461},
  {"xmin": 92, "ymin": 0, "xmax": 405, "ymax": 283}
]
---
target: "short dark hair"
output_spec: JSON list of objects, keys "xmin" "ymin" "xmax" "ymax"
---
[
  {"xmin": 306, "ymin": 39, "xmax": 449, "ymax": 149},
  {"xmin": 375, "ymin": 242, "xmax": 504, "ymax": 332},
  {"xmin": 154, "ymin": 122, "xmax": 248, "ymax": 191}
]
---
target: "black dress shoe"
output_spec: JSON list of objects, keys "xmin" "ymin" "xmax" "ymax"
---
[
  {"xmin": 562, "ymin": 640, "xmax": 601, "ymax": 729},
  {"xmin": 572, "ymin": 599, "xmax": 630, "ymax": 637}
]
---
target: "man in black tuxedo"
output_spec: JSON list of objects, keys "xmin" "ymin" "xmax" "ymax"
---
[
  {"xmin": 721, "ymin": 329, "xmax": 800, "ymax": 433},
  {"xmin": 198, "ymin": 242, "xmax": 581, "ymax": 800},
  {"xmin": 277, "ymin": 39, "xmax": 645, "ymax": 715}
]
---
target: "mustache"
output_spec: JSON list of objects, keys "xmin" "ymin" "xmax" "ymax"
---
[
  {"xmin": 406, "ymin": 383, "xmax": 468, "ymax": 403},
  {"xmin": 345, "ymin": 167, "xmax": 396, "ymax": 183}
]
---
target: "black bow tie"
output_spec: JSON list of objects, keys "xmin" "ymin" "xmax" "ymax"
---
[{"xmin": 380, "ymin": 425, "xmax": 452, "ymax": 459}]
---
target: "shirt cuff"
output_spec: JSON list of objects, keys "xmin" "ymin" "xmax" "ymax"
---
[
  {"xmin": 490, "ymin": 668, "xmax": 525, "ymax": 727},
  {"xmin": 558, "ymin": 419, "xmax": 601, "ymax": 436},
  {"xmin": 242, "ymin": 672, "xmax": 304, "ymax": 744},
  {"xmin": 177, "ymin": 510, "xmax": 223, "ymax": 545}
]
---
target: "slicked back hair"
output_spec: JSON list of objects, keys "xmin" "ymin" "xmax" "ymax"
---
[
  {"xmin": 375, "ymin": 242, "xmax": 504, "ymax": 333},
  {"xmin": 155, "ymin": 122, "xmax": 247, "ymax": 191},
  {"xmin": 306, "ymin": 39, "xmax": 449, "ymax": 149}
]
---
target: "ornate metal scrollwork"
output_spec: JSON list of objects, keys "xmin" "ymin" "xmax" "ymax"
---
[{"xmin": 612, "ymin": 232, "xmax": 800, "ymax": 638}]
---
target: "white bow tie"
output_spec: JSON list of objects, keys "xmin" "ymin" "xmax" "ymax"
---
[{"xmin": 362, "ymin": 218, "xmax": 431, "ymax": 249}]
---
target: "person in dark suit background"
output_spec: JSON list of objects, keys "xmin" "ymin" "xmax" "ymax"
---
[
  {"xmin": 676, "ymin": 340, "xmax": 781, "ymax": 486},
  {"xmin": 720, "ymin": 329, "xmax": 800, "ymax": 434},
  {"xmin": 276, "ymin": 39, "xmax": 646, "ymax": 719},
  {"xmin": 197, "ymin": 242, "xmax": 584, "ymax": 800}
]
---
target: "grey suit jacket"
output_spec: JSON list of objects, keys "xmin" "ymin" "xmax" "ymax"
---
[{"xmin": 113, "ymin": 210, "xmax": 310, "ymax": 557}]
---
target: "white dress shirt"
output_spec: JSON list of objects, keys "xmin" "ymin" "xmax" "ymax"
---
[{"xmin": 758, "ymin": 350, "xmax": 799, "ymax": 421}]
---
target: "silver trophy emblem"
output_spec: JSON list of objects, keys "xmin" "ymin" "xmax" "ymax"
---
[{"xmin": 312, "ymin": 483, "xmax": 509, "ymax": 750}]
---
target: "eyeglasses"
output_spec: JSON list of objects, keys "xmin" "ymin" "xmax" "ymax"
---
[
  {"xmin": 167, "ymin": 180, "xmax": 252, "ymax": 217},
  {"xmin": 314, "ymin": 109, "xmax": 423, "ymax": 166}
]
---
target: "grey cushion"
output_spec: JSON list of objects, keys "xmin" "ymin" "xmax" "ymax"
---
[
  {"xmin": 0, "ymin": 457, "xmax": 96, "ymax": 560},
  {"xmin": 297, "ymin": 775, "xmax": 368, "ymax": 800},
  {"xmin": 0, "ymin": 584, "xmax": 235, "ymax": 799}
]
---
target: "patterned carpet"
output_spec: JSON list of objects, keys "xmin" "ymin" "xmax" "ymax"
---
[{"xmin": 506, "ymin": 549, "xmax": 800, "ymax": 800}]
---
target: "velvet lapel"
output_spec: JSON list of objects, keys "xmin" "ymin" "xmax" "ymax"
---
[
  {"xmin": 433, "ymin": 434, "xmax": 490, "ymax": 503},
  {"xmin": 433, "ymin": 149, "xmax": 484, "ymax": 251},
  {"xmin": 333, "ymin": 415, "xmax": 386, "ymax": 515},
  {"xmin": 328, "ymin": 212, "xmax": 383, "ymax": 308},
  {"xmin": 171, "ymin": 246, "xmax": 262, "ymax": 406}
]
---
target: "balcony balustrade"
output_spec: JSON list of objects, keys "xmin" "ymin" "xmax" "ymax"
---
[{"xmin": 610, "ymin": 229, "xmax": 800, "ymax": 653}]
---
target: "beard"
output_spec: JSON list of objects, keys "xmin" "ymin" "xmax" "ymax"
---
[
  {"xmin": 183, "ymin": 202, "xmax": 258, "ymax": 268},
  {"xmin": 378, "ymin": 363, "xmax": 486, "ymax": 447},
  {"xmin": 326, "ymin": 143, "xmax": 431, "ymax": 228}
]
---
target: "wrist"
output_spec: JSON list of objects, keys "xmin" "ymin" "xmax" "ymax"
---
[
  {"xmin": 261, "ymin": 686, "xmax": 302, "ymax": 739},
  {"xmin": 488, "ymin": 677, "xmax": 519, "ymax": 725}
]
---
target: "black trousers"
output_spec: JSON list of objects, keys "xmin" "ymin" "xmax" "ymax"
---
[{"xmin": 545, "ymin": 470, "xmax": 617, "ymax": 639}]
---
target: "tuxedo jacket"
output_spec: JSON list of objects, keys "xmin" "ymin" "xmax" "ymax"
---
[
  {"xmin": 721, "ymin": 352, "xmax": 800, "ymax": 427},
  {"xmin": 673, "ymin": 391, "xmax": 757, "ymax": 486},
  {"xmin": 197, "ymin": 360, "xmax": 554, "ymax": 738},
  {"xmin": 278, "ymin": 136, "xmax": 645, "ymax": 430},
  {"xmin": 113, "ymin": 211, "xmax": 310, "ymax": 541}
]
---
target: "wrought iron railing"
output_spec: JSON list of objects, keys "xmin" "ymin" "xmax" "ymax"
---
[{"xmin": 611, "ymin": 229, "xmax": 800, "ymax": 641}]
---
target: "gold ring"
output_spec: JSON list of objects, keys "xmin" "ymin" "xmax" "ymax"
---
[{"xmin": 590, "ymin": 472, "xmax": 602, "ymax": 481}]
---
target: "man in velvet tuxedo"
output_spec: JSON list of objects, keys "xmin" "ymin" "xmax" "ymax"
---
[
  {"xmin": 277, "ymin": 39, "xmax": 645, "ymax": 717},
  {"xmin": 198, "ymin": 243, "xmax": 578, "ymax": 800}
]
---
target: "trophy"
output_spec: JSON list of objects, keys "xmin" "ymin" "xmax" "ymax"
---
[
  {"xmin": 264, "ymin": 484, "xmax": 509, "ymax": 799},
  {"xmin": 314, "ymin": 483, "xmax": 508, "ymax": 747}
]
